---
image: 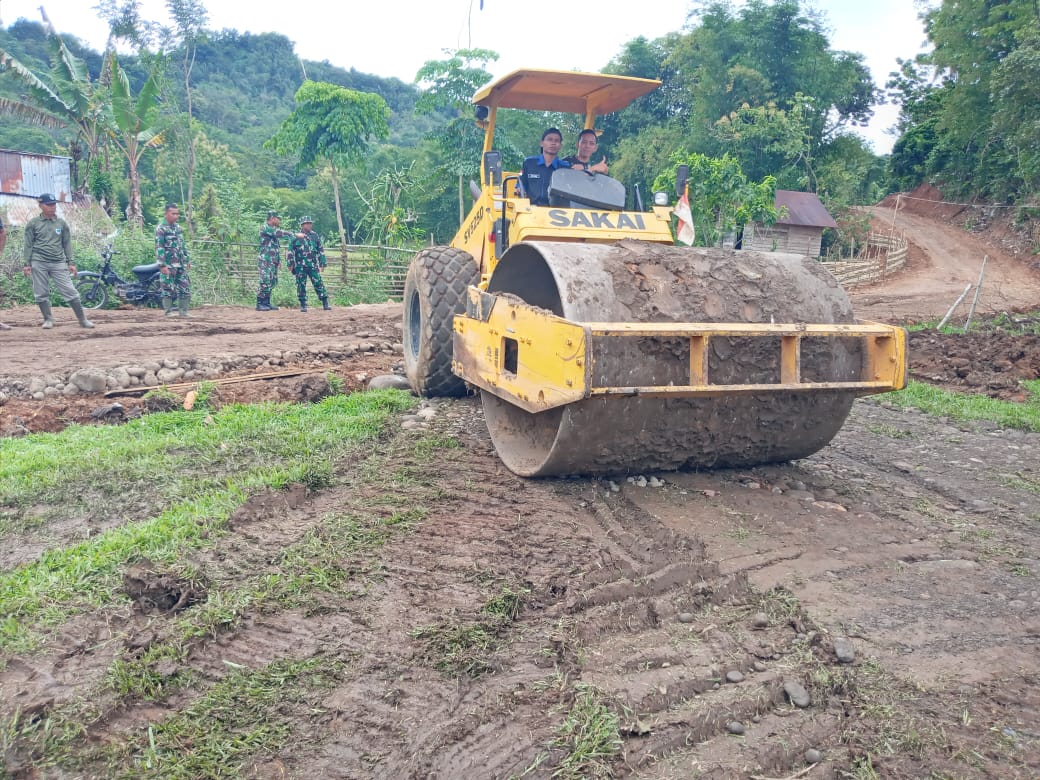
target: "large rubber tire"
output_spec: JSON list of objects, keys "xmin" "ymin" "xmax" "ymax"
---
[
  {"xmin": 75, "ymin": 278, "xmax": 108, "ymax": 309},
  {"xmin": 403, "ymin": 246, "xmax": 479, "ymax": 397}
]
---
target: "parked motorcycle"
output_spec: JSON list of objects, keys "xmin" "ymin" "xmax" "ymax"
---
[{"xmin": 75, "ymin": 245, "xmax": 164, "ymax": 309}]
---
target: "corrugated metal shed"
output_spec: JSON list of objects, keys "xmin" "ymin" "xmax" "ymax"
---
[
  {"xmin": 775, "ymin": 190, "xmax": 837, "ymax": 228},
  {"xmin": 0, "ymin": 148, "xmax": 72, "ymax": 202}
]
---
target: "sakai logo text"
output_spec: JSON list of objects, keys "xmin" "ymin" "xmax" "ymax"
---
[
  {"xmin": 463, "ymin": 207, "xmax": 487, "ymax": 243},
  {"xmin": 547, "ymin": 210, "xmax": 647, "ymax": 230}
]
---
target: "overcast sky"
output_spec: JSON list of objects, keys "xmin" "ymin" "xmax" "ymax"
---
[{"xmin": 2, "ymin": 0, "xmax": 931, "ymax": 153}]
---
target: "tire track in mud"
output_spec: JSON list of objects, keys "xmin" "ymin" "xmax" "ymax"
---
[
  {"xmin": 541, "ymin": 482, "xmax": 838, "ymax": 777},
  {"xmin": 178, "ymin": 399, "xmax": 837, "ymax": 779},
  {"xmin": 223, "ymin": 401, "xmax": 843, "ymax": 778}
]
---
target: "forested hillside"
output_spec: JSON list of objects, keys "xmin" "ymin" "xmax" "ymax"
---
[
  {"xmin": 0, "ymin": 17, "xmax": 441, "ymax": 241},
  {"xmin": 1, "ymin": 0, "xmax": 1037, "ymax": 259},
  {"xmin": 887, "ymin": 0, "xmax": 1040, "ymax": 209}
]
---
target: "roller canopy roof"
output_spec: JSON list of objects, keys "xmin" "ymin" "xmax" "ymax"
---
[{"xmin": 472, "ymin": 69, "xmax": 661, "ymax": 115}]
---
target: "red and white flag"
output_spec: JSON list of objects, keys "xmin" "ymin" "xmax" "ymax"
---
[{"xmin": 674, "ymin": 192, "xmax": 695, "ymax": 246}]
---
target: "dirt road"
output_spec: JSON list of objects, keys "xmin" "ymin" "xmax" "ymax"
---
[
  {"xmin": 849, "ymin": 193, "xmax": 1040, "ymax": 322},
  {"xmin": 0, "ymin": 302, "xmax": 403, "ymax": 378},
  {"xmin": 1, "ymin": 204, "xmax": 1039, "ymax": 778}
]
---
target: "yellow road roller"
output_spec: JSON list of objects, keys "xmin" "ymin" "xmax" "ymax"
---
[{"xmin": 403, "ymin": 69, "xmax": 906, "ymax": 477}]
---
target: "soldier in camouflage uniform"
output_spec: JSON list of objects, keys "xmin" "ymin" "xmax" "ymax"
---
[
  {"xmin": 156, "ymin": 203, "xmax": 192, "ymax": 317},
  {"xmin": 255, "ymin": 211, "xmax": 303, "ymax": 311},
  {"xmin": 0, "ymin": 216, "xmax": 10, "ymax": 329},
  {"xmin": 286, "ymin": 216, "xmax": 330, "ymax": 312}
]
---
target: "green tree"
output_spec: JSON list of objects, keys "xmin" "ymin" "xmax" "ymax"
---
[
  {"xmin": 912, "ymin": 0, "xmax": 1040, "ymax": 198},
  {"xmin": 154, "ymin": 122, "xmax": 248, "ymax": 236},
  {"xmin": 414, "ymin": 48, "xmax": 497, "ymax": 227},
  {"xmin": 653, "ymin": 152, "xmax": 780, "ymax": 248},
  {"xmin": 990, "ymin": 27, "xmax": 1040, "ymax": 193},
  {"xmin": 602, "ymin": 0, "xmax": 881, "ymax": 213},
  {"xmin": 711, "ymin": 96, "xmax": 811, "ymax": 187},
  {"xmin": 162, "ymin": 0, "xmax": 209, "ymax": 235},
  {"xmin": 886, "ymin": 57, "xmax": 949, "ymax": 192},
  {"xmin": 353, "ymin": 163, "xmax": 428, "ymax": 247},
  {"xmin": 0, "ymin": 8, "xmax": 111, "ymax": 192},
  {"xmin": 95, "ymin": 0, "xmax": 159, "ymax": 49},
  {"xmin": 107, "ymin": 52, "xmax": 165, "ymax": 227},
  {"xmin": 602, "ymin": 35, "xmax": 683, "ymax": 142},
  {"xmin": 265, "ymin": 80, "xmax": 390, "ymax": 250}
]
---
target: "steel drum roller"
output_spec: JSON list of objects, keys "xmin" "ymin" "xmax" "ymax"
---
[{"xmin": 481, "ymin": 241, "xmax": 863, "ymax": 477}]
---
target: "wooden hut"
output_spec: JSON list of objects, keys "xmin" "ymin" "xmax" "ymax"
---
[{"xmin": 741, "ymin": 190, "xmax": 837, "ymax": 257}]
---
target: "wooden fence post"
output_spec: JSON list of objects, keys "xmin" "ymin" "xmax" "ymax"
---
[
  {"xmin": 964, "ymin": 256, "xmax": 988, "ymax": 332},
  {"xmin": 937, "ymin": 283, "xmax": 973, "ymax": 330}
]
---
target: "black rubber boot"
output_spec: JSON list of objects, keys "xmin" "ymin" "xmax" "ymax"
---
[
  {"xmin": 299, "ymin": 300, "xmax": 308, "ymax": 312},
  {"xmin": 69, "ymin": 298, "xmax": 95, "ymax": 329},
  {"xmin": 162, "ymin": 296, "xmax": 176, "ymax": 316},
  {"xmin": 321, "ymin": 297, "xmax": 331, "ymax": 311},
  {"xmin": 178, "ymin": 295, "xmax": 191, "ymax": 318},
  {"xmin": 266, "ymin": 296, "xmax": 279, "ymax": 311},
  {"xmin": 256, "ymin": 295, "xmax": 271, "ymax": 311},
  {"xmin": 38, "ymin": 301, "xmax": 54, "ymax": 329}
]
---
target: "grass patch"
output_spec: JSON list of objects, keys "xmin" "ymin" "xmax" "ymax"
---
[
  {"xmin": 905, "ymin": 310, "xmax": 1040, "ymax": 335},
  {"xmin": 412, "ymin": 582, "xmax": 530, "ymax": 677},
  {"xmin": 755, "ymin": 586, "xmax": 804, "ymax": 624},
  {"xmin": 413, "ymin": 433, "xmax": 461, "ymax": 458},
  {"xmin": 126, "ymin": 657, "xmax": 342, "ymax": 778},
  {"xmin": 7, "ymin": 428, "xmax": 447, "ymax": 776},
  {"xmin": 997, "ymin": 473, "xmax": 1040, "ymax": 495},
  {"xmin": 253, "ymin": 508, "xmax": 426, "ymax": 611},
  {"xmin": 866, "ymin": 423, "xmax": 915, "ymax": 439},
  {"xmin": 107, "ymin": 644, "xmax": 190, "ymax": 700},
  {"xmin": 411, "ymin": 622, "xmax": 500, "ymax": 677},
  {"xmin": 103, "ymin": 656, "xmax": 343, "ymax": 779},
  {"xmin": 0, "ymin": 490, "xmax": 246, "ymax": 655},
  {"xmin": 726, "ymin": 524, "xmax": 753, "ymax": 542},
  {"xmin": 550, "ymin": 684, "xmax": 623, "ymax": 779},
  {"xmin": 0, "ymin": 390, "xmax": 416, "ymax": 654},
  {"xmin": 0, "ymin": 389, "xmax": 416, "ymax": 535},
  {"xmin": 887, "ymin": 380, "xmax": 1039, "ymax": 432},
  {"xmin": 101, "ymin": 506, "xmax": 428, "ymax": 702},
  {"xmin": 822, "ymin": 650, "xmax": 1034, "ymax": 777}
]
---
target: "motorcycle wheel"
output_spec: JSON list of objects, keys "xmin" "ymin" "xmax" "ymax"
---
[
  {"xmin": 75, "ymin": 278, "xmax": 108, "ymax": 309},
  {"xmin": 144, "ymin": 277, "xmax": 164, "ymax": 307}
]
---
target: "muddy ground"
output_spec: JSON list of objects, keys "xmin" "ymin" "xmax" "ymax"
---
[{"xmin": 1, "ymin": 196, "xmax": 1039, "ymax": 778}]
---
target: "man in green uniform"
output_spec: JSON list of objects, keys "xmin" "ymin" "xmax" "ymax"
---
[
  {"xmin": 22, "ymin": 193, "xmax": 94, "ymax": 329},
  {"xmin": 255, "ymin": 211, "xmax": 303, "ymax": 311},
  {"xmin": 286, "ymin": 216, "xmax": 330, "ymax": 312},
  {"xmin": 155, "ymin": 203, "xmax": 192, "ymax": 317}
]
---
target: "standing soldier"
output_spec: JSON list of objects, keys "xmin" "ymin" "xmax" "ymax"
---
[
  {"xmin": 156, "ymin": 203, "xmax": 191, "ymax": 318},
  {"xmin": 0, "ymin": 216, "xmax": 10, "ymax": 330},
  {"xmin": 255, "ymin": 211, "xmax": 303, "ymax": 311},
  {"xmin": 286, "ymin": 216, "xmax": 330, "ymax": 312},
  {"xmin": 22, "ymin": 193, "xmax": 94, "ymax": 329}
]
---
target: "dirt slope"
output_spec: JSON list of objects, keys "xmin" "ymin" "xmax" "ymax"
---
[{"xmin": 848, "ymin": 190, "xmax": 1040, "ymax": 322}]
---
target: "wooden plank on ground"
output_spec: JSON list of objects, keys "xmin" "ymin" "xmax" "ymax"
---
[{"xmin": 104, "ymin": 367, "xmax": 330, "ymax": 397}]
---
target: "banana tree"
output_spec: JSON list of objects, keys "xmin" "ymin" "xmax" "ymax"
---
[
  {"xmin": 0, "ymin": 7, "xmax": 112, "ymax": 192},
  {"xmin": 108, "ymin": 53, "xmax": 165, "ymax": 227}
]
